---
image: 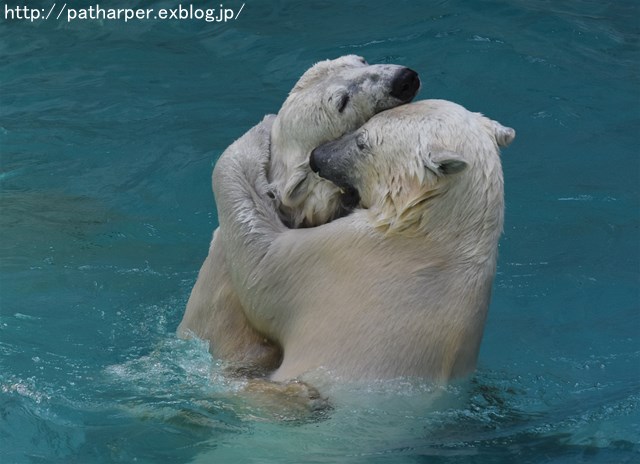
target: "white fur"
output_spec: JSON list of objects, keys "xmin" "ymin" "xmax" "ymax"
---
[{"xmin": 214, "ymin": 100, "xmax": 515, "ymax": 383}]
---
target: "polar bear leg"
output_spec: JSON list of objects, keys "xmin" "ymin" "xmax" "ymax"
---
[{"xmin": 178, "ymin": 229, "xmax": 281, "ymax": 374}]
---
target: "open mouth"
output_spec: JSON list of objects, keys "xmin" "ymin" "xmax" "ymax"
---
[{"xmin": 339, "ymin": 185, "xmax": 360, "ymax": 210}]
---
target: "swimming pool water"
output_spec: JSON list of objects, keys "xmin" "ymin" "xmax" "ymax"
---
[{"xmin": 1, "ymin": 0, "xmax": 638, "ymax": 462}]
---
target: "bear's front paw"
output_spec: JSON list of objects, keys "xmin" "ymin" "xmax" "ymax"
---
[{"xmin": 240, "ymin": 378, "xmax": 332, "ymax": 422}]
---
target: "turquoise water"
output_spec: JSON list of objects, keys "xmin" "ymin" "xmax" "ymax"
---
[{"xmin": 1, "ymin": 0, "xmax": 639, "ymax": 462}]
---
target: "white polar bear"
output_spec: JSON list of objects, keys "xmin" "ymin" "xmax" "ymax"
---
[
  {"xmin": 213, "ymin": 100, "xmax": 515, "ymax": 383},
  {"xmin": 177, "ymin": 56, "xmax": 420, "ymax": 372}
]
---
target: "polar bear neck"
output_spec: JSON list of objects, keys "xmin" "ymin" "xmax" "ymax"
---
[
  {"xmin": 370, "ymin": 152, "xmax": 504, "ymax": 265},
  {"xmin": 268, "ymin": 117, "xmax": 343, "ymax": 227},
  {"xmin": 267, "ymin": 124, "xmax": 314, "ymax": 195}
]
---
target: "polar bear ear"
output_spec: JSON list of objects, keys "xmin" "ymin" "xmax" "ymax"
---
[
  {"xmin": 424, "ymin": 149, "xmax": 468, "ymax": 176},
  {"xmin": 491, "ymin": 120, "xmax": 516, "ymax": 148},
  {"xmin": 281, "ymin": 168, "xmax": 310, "ymax": 207}
]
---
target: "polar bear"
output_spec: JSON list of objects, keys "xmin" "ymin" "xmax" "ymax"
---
[
  {"xmin": 213, "ymin": 100, "xmax": 515, "ymax": 383},
  {"xmin": 177, "ymin": 56, "xmax": 420, "ymax": 372}
]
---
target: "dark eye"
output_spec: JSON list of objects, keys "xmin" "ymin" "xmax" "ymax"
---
[{"xmin": 337, "ymin": 93, "xmax": 350, "ymax": 113}]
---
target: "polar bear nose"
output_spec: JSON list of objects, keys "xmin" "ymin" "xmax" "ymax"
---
[
  {"xmin": 390, "ymin": 68, "xmax": 420, "ymax": 102},
  {"xmin": 309, "ymin": 144, "xmax": 346, "ymax": 186}
]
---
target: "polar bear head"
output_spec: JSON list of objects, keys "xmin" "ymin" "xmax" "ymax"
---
[
  {"xmin": 310, "ymin": 100, "xmax": 515, "ymax": 255},
  {"xmin": 269, "ymin": 55, "xmax": 420, "ymax": 227}
]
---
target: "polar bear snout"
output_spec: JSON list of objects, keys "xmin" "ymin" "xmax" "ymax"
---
[
  {"xmin": 390, "ymin": 68, "xmax": 420, "ymax": 102},
  {"xmin": 310, "ymin": 135, "xmax": 359, "ymax": 195},
  {"xmin": 310, "ymin": 145, "xmax": 361, "ymax": 212}
]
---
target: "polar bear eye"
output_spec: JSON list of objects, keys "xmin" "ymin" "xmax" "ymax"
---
[
  {"xmin": 337, "ymin": 93, "xmax": 350, "ymax": 113},
  {"xmin": 356, "ymin": 131, "xmax": 369, "ymax": 150}
]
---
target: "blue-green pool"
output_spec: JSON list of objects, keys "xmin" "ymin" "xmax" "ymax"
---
[{"xmin": 1, "ymin": 1, "xmax": 638, "ymax": 462}]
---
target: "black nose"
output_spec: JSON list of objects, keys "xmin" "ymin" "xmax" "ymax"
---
[
  {"xmin": 309, "ymin": 149, "xmax": 320, "ymax": 174},
  {"xmin": 390, "ymin": 68, "xmax": 420, "ymax": 102}
]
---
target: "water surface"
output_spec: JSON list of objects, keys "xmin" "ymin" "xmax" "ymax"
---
[{"xmin": 1, "ymin": 1, "xmax": 638, "ymax": 462}]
